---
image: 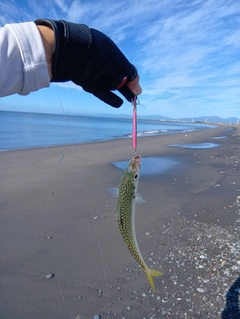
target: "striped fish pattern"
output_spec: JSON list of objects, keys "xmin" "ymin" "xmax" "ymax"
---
[{"xmin": 117, "ymin": 154, "xmax": 163, "ymax": 291}]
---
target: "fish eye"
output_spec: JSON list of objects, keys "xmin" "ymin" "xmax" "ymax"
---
[{"xmin": 133, "ymin": 173, "xmax": 138, "ymax": 180}]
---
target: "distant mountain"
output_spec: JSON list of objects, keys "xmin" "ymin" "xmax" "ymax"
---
[
  {"xmin": 74, "ymin": 113, "xmax": 239, "ymax": 124},
  {"xmin": 126, "ymin": 114, "xmax": 238, "ymax": 124},
  {"xmin": 179, "ymin": 116, "xmax": 239, "ymax": 124},
  {"xmin": 93, "ymin": 113, "xmax": 175, "ymax": 121},
  {"xmin": 138, "ymin": 114, "xmax": 173, "ymax": 121},
  {"xmin": 137, "ymin": 114, "xmax": 238, "ymax": 124},
  {"xmin": 2, "ymin": 111, "xmax": 238, "ymax": 124}
]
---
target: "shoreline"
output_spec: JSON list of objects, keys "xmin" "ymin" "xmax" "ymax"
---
[
  {"xmin": 1, "ymin": 124, "xmax": 240, "ymax": 318},
  {"xmin": 0, "ymin": 110, "xmax": 218, "ymax": 152},
  {"xmin": 0, "ymin": 122, "xmax": 220, "ymax": 154}
]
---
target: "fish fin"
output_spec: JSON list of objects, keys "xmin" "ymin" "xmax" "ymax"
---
[
  {"xmin": 146, "ymin": 268, "xmax": 163, "ymax": 292},
  {"xmin": 135, "ymin": 194, "xmax": 147, "ymax": 204},
  {"xmin": 107, "ymin": 187, "xmax": 119, "ymax": 198},
  {"xmin": 108, "ymin": 188, "xmax": 146, "ymax": 203}
]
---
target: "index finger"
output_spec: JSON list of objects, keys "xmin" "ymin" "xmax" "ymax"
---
[{"xmin": 127, "ymin": 75, "xmax": 142, "ymax": 95}]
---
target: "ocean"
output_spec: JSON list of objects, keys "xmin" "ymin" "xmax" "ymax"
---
[{"xmin": 0, "ymin": 111, "xmax": 214, "ymax": 151}]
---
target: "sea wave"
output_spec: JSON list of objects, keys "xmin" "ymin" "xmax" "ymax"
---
[
  {"xmin": 138, "ymin": 130, "xmax": 162, "ymax": 136},
  {"xmin": 0, "ymin": 111, "xmax": 216, "ymax": 151},
  {"xmin": 126, "ymin": 129, "xmax": 165, "ymax": 138}
]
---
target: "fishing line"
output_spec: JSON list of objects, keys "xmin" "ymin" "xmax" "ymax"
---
[
  {"xmin": 53, "ymin": 0, "xmax": 110, "ymax": 311},
  {"xmin": 57, "ymin": 81, "xmax": 110, "ymax": 304},
  {"xmin": 132, "ymin": 95, "xmax": 137, "ymax": 154},
  {"xmin": 56, "ymin": 87, "xmax": 110, "ymax": 311},
  {"xmin": 79, "ymin": 170, "xmax": 110, "ymax": 304},
  {"xmin": 56, "ymin": 86, "xmax": 70, "ymax": 145},
  {"xmin": 52, "ymin": 238, "xmax": 75, "ymax": 319},
  {"xmin": 51, "ymin": 87, "xmax": 76, "ymax": 319}
]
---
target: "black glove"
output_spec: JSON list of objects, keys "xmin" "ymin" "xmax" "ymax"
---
[{"xmin": 35, "ymin": 19, "xmax": 138, "ymax": 108}]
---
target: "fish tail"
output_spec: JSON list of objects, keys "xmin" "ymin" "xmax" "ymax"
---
[{"xmin": 145, "ymin": 268, "xmax": 163, "ymax": 292}]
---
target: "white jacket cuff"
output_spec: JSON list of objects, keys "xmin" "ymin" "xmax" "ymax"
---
[{"xmin": 0, "ymin": 21, "xmax": 50, "ymax": 97}]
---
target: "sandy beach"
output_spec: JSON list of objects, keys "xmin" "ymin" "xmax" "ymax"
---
[{"xmin": 1, "ymin": 124, "xmax": 240, "ymax": 319}]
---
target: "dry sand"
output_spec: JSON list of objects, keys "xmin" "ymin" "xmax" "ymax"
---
[{"xmin": 1, "ymin": 124, "xmax": 240, "ymax": 319}]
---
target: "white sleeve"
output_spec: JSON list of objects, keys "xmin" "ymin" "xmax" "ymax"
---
[{"xmin": 0, "ymin": 21, "xmax": 50, "ymax": 97}]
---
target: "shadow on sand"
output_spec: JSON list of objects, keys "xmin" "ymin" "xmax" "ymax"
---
[{"xmin": 222, "ymin": 277, "xmax": 240, "ymax": 319}]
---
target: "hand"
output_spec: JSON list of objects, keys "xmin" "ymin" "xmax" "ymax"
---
[
  {"xmin": 127, "ymin": 75, "xmax": 142, "ymax": 96},
  {"xmin": 35, "ymin": 19, "xmax": 142, "ymax": 107}
]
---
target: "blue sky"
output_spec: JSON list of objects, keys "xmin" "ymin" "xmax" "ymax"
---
[{"xmin": 0, "ymin": 0, "xmax": 239, "ymax": 119}]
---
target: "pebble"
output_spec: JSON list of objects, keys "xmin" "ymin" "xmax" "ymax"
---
[
  {"xmin": 46, "ymin": 273, "xmax": 54, "ymax": 279},
  {"xmin": 231, "ymin": 265, "xmax": 238, "ymax": 271},
  {"xmin": 93, "ymin": 315, "xmax": 101, "ymax": 319},
  {"xmin": 74, "ymin": 207, "xmax": 240, "ymax": 317},
  {"xmin": 197, "ymin": 288, "xmax": 205, "ymax": 293}
]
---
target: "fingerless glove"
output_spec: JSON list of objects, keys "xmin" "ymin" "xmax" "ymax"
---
[{"xmin": 35, "ymin": 19, "xmax": 138, "ymax": 107}]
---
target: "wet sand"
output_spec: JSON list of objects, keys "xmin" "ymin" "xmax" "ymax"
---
[{"xmin": 1, "ymin": 124, "xmax": 240, "ymax": 319}]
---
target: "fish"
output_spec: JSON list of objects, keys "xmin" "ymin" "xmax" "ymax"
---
[{"xmin": 116, "ymin": 154, "xmax": 163, "ymax": 291}]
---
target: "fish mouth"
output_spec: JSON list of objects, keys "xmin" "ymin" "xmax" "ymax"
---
[{"xmin": 129, "ymin": 154, "xmax": 141, "ymax": 170}]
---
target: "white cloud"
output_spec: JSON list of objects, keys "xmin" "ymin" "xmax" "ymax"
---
[{"xmin": 1, "ymin": 0, "xmax": 239, "ymax": 117}]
